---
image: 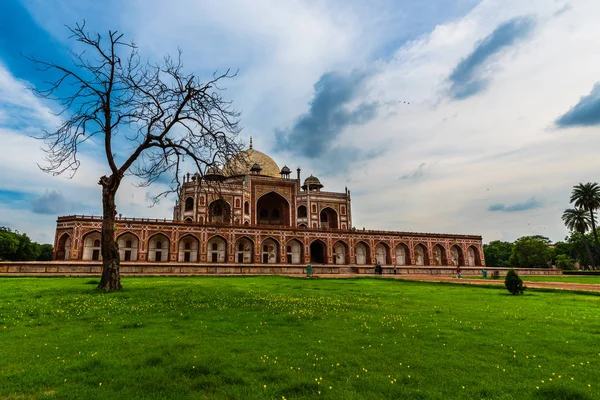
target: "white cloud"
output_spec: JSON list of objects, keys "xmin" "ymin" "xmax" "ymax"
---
[
  {"xmin": 5, "ymin": 0, "xmax": 600, "ymax": 245},
  {"xmin": 342, "ymin": 0, "xmax": 600, "ymax": 242}
]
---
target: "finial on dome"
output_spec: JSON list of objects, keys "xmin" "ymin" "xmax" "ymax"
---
[{"xmin": 249, "ymin": 136, "xmax": 253, "ymax": 149}]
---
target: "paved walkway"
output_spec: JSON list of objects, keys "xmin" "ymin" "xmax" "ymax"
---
[{"xmin": 313, "ymin": 273, "xmax": 600, "ymax": 293}]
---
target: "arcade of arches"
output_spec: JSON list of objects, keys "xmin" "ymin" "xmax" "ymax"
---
[
  {"xmin": 64, "ymin": 225, "xmax": 483, "ymax": 267},
  {"xmin": 55, "ymin": 145, "xmax": 484, "ymax": 270}
]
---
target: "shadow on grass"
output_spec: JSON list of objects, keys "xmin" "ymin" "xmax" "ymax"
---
[{"xmin": 538, "ymin": 386, "xmax": 593, "ymax": 400}]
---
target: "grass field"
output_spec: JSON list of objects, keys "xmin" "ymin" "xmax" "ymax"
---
[
  {"xmin": 1, "ymin": 277, "xmax": 599, "ymax": 399},
  {"xmin": 520, "ymin": 275, "xmax": 600, "ymax": 284},
  {"xmin": 469, "ymin": 275, "xmax": 600, "ymax": 284}
]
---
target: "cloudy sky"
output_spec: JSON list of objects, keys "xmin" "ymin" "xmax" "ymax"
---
[{"xmin": 1, "ymin": 0, "xmax": 599, "ymax": 244}]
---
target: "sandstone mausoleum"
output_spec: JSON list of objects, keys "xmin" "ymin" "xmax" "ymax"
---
[{"xmin": 52, "ymin": 141, "xmax": 484, "ymax": 274}]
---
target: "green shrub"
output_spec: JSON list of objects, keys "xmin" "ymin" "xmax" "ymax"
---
[
  {"xmin": 491, "ymin": 270, "xmax": 500, "ymax": 279},
  {"xmin": 504, "ymin": 269, "xmax": 524, "ymax": 295},
  {"xmin": 554, "ymin": 254, "xmax": 575, "ymax": 271}
]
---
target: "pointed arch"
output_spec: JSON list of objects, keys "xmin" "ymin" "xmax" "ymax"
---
[
  {"xmin": 56, "ymin": 232, "xmax": 71, "ymax": 260},
  {"xmin": 319, "ymin": 207, "xmax": 338, "ymax": 229},
  {"xmin": 375, "ymin": 242, "xmax": 391, "ymax": 265},
  {"xmin": 148, "ymin": 233, "xmax": 170, "ymax": 262},
  {"xmin": 208, "ymin": 199, "xmax": 232, "ymax": 224},
  {"xmin": 244, "ymin": 201, "xmax": 250, "ymax": 215},
  {"xmin": 414, "ymin": 243, "xmax": 429, "ymax": 266},
  {"xmin": 178, "ymin": 234, "xmax": 199, "ymax": 262},
  {"xmin": 297, "ymin": 205, "xmax": 307, "ymax": 218},
  {"xmin": 184, "ymin": 197, "xmax": 194, "ymax": 211},
  {"xmin": 432, "ymin": 244, "xmax": 447, "ymax": 266},
  {"xmin": 309, "ymin": 239, "xmax": 327, "ymax": 264},
  {"xmin": 82, "ymin": 231, "xmax": 102, "ymax": 261},
  {"xmin": 449, "ymin": 245, "xmax": 464, "ymax": 266},
  {"xmin": 395, "ymin": 242, "xmax": 410, "ymax": 266},
  {"xmin": 286, "ymin": 239, "xmax": 303, "ymax": 264},
  {"xmin": 256, "ymin": 191, "xmax": 290, "ymax": 226},
  {"xmin": 355, "ymin": 241, "xmax": 370, "ymax": 265},
  {"xmin": 207, "ymin": 235, "xmax": 227, "ymax": 263},
  {"xmin": 467, "ymin": 245, "xmax": 482, "ymax": 266},
  {"xmin": 333, "ymin": 240, "xmax": 349, "ymax": 265},
  {"xmin": 117, "ymin": 232, "xmax": 139, "ymax": 261},
  {"xmin": 235, "ymin": 236, "xmax": 254, "ymax": 263},
  {"xmin": 261, "ymin": 237, "xmax": 280, "ymax": 264}
]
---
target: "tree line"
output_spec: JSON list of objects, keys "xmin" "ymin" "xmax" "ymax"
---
[
  {"xmin": 485, "ymin": 182, "xmax": 600, "ymax": 270},
  {"xmin": 0, "ymin": 227, "xmax": 53, "ymax": 262}
]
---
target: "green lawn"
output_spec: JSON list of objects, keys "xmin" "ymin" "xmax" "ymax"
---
[
  {"xmin": 520, "ymin": 275, "xmax": 600, "ymax": 284},
  {"xmin": 464, "ymin": 275, "xmax": 600, "ymax": 284},
  {"xmin": 1, "ymin": 277, "xmax": 599, "ymax": 399}
]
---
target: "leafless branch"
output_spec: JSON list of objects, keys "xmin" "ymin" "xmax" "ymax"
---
[{"xmin": 28, "ymin": 21, "xmax": 244, "ymax": 197}]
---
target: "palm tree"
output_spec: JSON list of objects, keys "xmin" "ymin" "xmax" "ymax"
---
[
  {"xmin": 562, "ymin": 208, "xmax": 594, "ymax": 268},
  {"xmin": 570, "ymin": 182, "xmax": 600, "ymax": 251}
]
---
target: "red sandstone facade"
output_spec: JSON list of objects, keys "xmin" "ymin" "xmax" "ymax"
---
[{"xmin": 53, "ymin": 145, "xmax": 485, "ymax": 269}]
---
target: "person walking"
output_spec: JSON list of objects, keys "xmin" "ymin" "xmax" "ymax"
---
[{"xmin": 456, "ymin": 265, "xmax": 462, "ymax": 279}]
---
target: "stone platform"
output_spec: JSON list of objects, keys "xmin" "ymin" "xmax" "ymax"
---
[{"xmin": 0, "ymin": 261, "xmax": 562, "ymax": 277}]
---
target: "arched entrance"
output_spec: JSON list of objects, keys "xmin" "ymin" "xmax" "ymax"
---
[
  {"xmin": 148, "ymin": 234, "xmax": 170, "ymax": 262},
  {"xmin": 414, "ymin": 244, "xmax": 428, "ymax": 266},
  {"xmin": 355, "ymin": 242, "xmax": 369, "ymax": 265},
  {"xmin": 319, "ymin": 207, "xmax": 338, "ymax": 229},
  {"xmin": 117, "ymin": 233, "xmax": 139, "ymax": 261},
  {"xmin": 297, "ymin": 205, "xmax": 307, "ymax": 218},
  {"xmin": 333, "ymin": 241, "xmax": 349, "ymax": 265},
  {"xmin": 178, "ymin": 235, "xmax": 199, "ymax": 262},
  {"xmin": 375, "ymin": 242, "xmax": 390, "ymax": 265},
  {"xmin": 261, "ymin": 238, "xmax": 279, "ymax": 264},
  {"xmin": 450, "ymin": 245, "xmax": 464, "ymax": 266},
  {"xmin": 208, "ymin": 199, "xmax": 231, "ymax": 224},
  {"xmin": 310, "ymin": 240, "xmax": 327, "ymax": 264},
  {"xmin": 432, "ymin": 244, "xmax": 447, "ymax": 266},
  {"xmin": 56, "ymin": 233, "xmax": 71, "ymax": 260},
  {"xmin": 207, "ymin": 236, "xmax": 227, "ymax": 263},
  {"xmin": 395, "ymin": 243, "xmax": 409, "ymax": 265},
  {"xmin": 256, "ymin": 192, "xmax": 290, "ymax": 226},
  {"xmin": 467, "ymin": 246, "xmax": 481, "ymax": 266},
  {"xmin": 82, "ymin": 231, "xmax": 102, "ymax": 261},
  {"xmin": 286, "ymin": 239, "xmax": 303, "ymax": 264},
  {"xmin": 185, "ymin": 197, "xmax": 194, "ymax": 211},
  {"xmin": 235, "ymin": 237, "xmax": 254, "ymax": 263}
]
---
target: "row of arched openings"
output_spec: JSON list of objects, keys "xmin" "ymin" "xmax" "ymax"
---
[
  {"xmin": 56, "ymin": 232, "xmax": 482, "ymax": 266},
  {"xmin": 183, "ymin": 193, "xmax": 340, "ymax": 229}
]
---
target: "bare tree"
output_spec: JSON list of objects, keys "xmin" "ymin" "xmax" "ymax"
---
[{"xmin": 28, "ymin": 22, "xmax": 244, "ymax": 291}]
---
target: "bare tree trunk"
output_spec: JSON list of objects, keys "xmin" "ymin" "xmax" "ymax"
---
[
  {"xmin": 98, "ymin": 174, "xmax": 122, "ymax": 291},
  {"xmin": 583, "ymin": 237, "xmax": 595, "ymax": 271},
  {"xmin": 589, "ymin": 208, "xmax": 600, "ymax": 253}
]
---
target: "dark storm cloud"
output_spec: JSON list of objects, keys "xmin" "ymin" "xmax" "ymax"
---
[
  {"xmin": 555, "ymin": 83, "xmax": 600, "ymax": 128},
  {"xmin": 31, "ymin": 190, "xmax": 85, "ymax": 215},
  {"xmin": 275, "ymin": 70, "xmax": 379, "ymax": 159},
  {"xmin": 448, "ymin": 16, "xmax": 536, "ymax": 100},
  {"xmin": 488, "ymin": 197, "xmax": 542, "ymax": 212}
]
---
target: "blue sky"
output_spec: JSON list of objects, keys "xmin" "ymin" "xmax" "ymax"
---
[{"xmin": 1, "ymin": 0, "xmax": 600, "ymax": 244}]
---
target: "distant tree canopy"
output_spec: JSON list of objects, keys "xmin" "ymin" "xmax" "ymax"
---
[
  {"xmin": 509, "ymin": 236, "xmax": 551, "ymax": 269},
  {"xmin": 484, "ymin": 236, "xmax": 550, "ymax": 268},
  {"xmin": 483, "ymin": 240, "xmax": 513, "ymax": 267},
  {"xmin": 0, "ymin": 227, "xmax": 53, "ymax": 261},
  {"xmin": 483, "ymin": 181, "xmax": 600, "ymax": 271},
  {"xmin": 483, "ymin": 230, "xmax": 600, "ymax": 270}
]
